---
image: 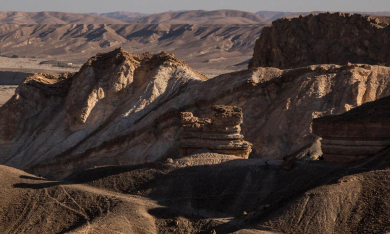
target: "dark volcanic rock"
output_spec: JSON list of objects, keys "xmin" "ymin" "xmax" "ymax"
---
[{"xmin": 249, "ymin": 12, "xmax": 390, "ymax": 69}]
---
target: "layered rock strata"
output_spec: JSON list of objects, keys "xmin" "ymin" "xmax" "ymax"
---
[
  {"xmin": 179, "ymin": 106, "xmax": 252, "ymax": 158},
  {"xmin": 3, "ymin": 48, "xmax": 390, "ymax": 178},
  {"xmin": 313, "ymin": 96, "xmax": 390, "ymax": 163},
  {"xmin": 249, "ymin": 12, "xmax": 390, "ymax": 69}
]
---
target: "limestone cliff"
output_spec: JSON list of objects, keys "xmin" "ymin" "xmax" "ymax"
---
[
  {"xmin": 313, "ymin": 95, "xmax": 390, "ymax": 163},
  {"xmin": 249, "ymin": 12, "xmax": 390, "ymax": 69},
  {"xmin": 0, "ymin": 48, "xmax": 207, "ymax": 178},
  {"xmin": 179, "ymin": 105, "xmax": 252, "ymax": 158},
  {"xmin": 2, "ymin": 48, "xmax": 390, "ymax": 179}
]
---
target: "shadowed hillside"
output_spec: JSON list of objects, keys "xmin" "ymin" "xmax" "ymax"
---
[{"xmin": 2, "ymin": 149, "xmax": 390, "ymax": 233}]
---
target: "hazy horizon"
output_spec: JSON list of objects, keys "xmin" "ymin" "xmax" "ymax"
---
[{"xmin": 0, "ymin": 0, "xmax": 389, "ymax": 14}]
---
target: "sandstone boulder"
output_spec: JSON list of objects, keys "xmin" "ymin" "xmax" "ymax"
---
[{"xmin": 179, "ymin": 105, "xmax": 252, "ymax": 159}]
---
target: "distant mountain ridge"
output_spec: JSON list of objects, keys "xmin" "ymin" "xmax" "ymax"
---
[
  {"xmin": 1, "ymin": 10, "xmax": 390, "ymax": 25},
  {"xmin": 93, "ymin": 11, "xmax": 148, "ymax": 22},
  {"xmin": 127, "ymin": 10, "xmax": 265, "ymax": 24},
  {"xmin": 0, "ymin": 11, "xmax": 125, "ymax": 24}
]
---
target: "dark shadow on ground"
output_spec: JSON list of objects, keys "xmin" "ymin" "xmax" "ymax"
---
[
  {"xmin": 12, "ymin": 151, "xmax": 390, "ymax": 233},
  {"xmin": 13, "ymin": 164, "xmax": 160, "ymax": 189},
  {"xmin": 14, "ymin": 181, "xmax": 65, "ymax": 189},
  {"xmin": 19, "ymin": 175, "xmax": 47, "ymax": 181}
]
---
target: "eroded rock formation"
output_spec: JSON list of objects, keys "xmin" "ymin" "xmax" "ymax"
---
[
  {"xmin": 179, "ymin": 105, "xmax": 252, "ymax": 158},
  {"xmin": 0, "ymin": 48, "xmax": 207, "ymax": 178},
  {"xmin": 249, "ymin": 12, "xmax": 390, "ymax": 69},
  {"xmin": 313, "ymin": 95, "xmax": 390, "ymax": 163},
  {"xmin": 2, "ymin": 48, "xmax": 390, "ymax": 178}
]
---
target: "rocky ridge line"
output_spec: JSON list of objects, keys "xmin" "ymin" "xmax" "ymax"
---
[{"xmin": 249, "ymin": 12, "xmax": 390, "ymax": 69}]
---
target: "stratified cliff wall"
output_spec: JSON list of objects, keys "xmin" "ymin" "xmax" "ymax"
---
[
  {"xmin": 3, "ymin": 41, "xmax": 390, "ymax": 178},
  {"xmin": 249, "ymin": 12, "xmax": 390, "ymax": 69},
  {"xmin": 313, "ymin": 95, "xmax": 390, "ymax": 163}
]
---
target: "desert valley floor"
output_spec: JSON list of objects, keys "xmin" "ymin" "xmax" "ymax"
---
[{"xmin": 2, "ymin": 10, "xmax": 390, "ymax": 234}]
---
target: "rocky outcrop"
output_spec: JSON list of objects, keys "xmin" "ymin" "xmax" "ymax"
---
[
  {"xmin": 313, "ymin": 95, "xmax": 390, "ymax": 163},
  {"xmin": 249, "ymin": 12, "xmax": 390, "ymax": 69},
  {"xmin": 0, "ymin": 72, "xmax": 73, "ymax": 142},
  {"xmin": 0, "ymin": 48, "xmax": 207, "ymax": 178},
  {"xmin": 179, "ymin": 105, "xmax": 252, "ymax": 158},
  {"xmin": 2, "ymin": 48, "xmax": 390, "ymax": 179}
]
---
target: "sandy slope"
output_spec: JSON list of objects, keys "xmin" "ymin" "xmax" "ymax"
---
[
  {"xmin": 2, "ymin": 148, "xmax": 390, "ymax": 233},
  {"xmin": 0, "ymin": 164, "xmax": 159, "ymax": 233}
]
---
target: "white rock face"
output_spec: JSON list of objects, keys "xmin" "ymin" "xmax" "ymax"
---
[{"xmin": 1, "ymin": 48, "xmax": 390, "ymax": 179}]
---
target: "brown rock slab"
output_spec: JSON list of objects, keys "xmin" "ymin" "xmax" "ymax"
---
[{"xmin": 179, "ymin": 105, "xmax": 252, "ymax": 159}]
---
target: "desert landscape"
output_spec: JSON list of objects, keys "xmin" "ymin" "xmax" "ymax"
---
[{"xmin": 1, "ymin": 0, "xmax": 390, "ymax": 233}]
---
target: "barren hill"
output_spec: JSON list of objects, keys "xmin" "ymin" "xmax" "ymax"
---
[
  {"xmin": 0, "ymin": 23, "xmax": 262, "ymax": 73},
  {"xmin": 129, "ymin": 10, "xmax": 265, "ymax": 24},
  {"xmin": 2, "ymin": 47, "xmax": 390, "ymax": 179},
  {"xmin": 0, "ymin": 164, "xmax": 159, "ymax": 233},
  {"xmin": 2, "ymin": 149, "xmax": 390, "ymax": 233},
  {"xmin": 0, "ymin": 11, "xmax": 125, "ymax": 24},
  {"xmin": 2, "ymin": 11, "xmax": 390, "ymax": 233}
]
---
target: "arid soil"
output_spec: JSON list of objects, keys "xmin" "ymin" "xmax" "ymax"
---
[
  {"xmin": 0, "ymin": 164, "xmax": 159, "ymax": 233},
  {"xmin": 2, "ymin": 11, "xmax": 390, "ymax": 233},
  {"xmin": 2, "ymin": 150, "xmax": 390, "ymax": 233},
  {"xmin": 0, "ymin": 57, "xmax": 81, "ymax": 72}
]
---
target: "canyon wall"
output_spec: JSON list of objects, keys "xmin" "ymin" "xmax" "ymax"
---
[
  {"xmin": 313, "ymin": 95, "xmax": 390, "ymax": 163},
  {"xmin": 249, "ymin": 13, "xmax": 390, "ymax": 69},
  {"xmin": 2, "ymin": 48, "xmax": 390, "ymax": 178},
  {"xmin": 3, "ymin": 13, "xmax": 390, "ymax": 177}
]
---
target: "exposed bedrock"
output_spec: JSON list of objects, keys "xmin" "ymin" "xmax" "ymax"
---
[
  {"xmin": 249, "ymin": 12, "xmax": 390, "ymax": 69},
  {"xmin": 179, "ymin": 105, "xmax": 252, "ymax": 158},
  {"xmin": 313, "ymin": 96, "xmax": 390, "ymax": 163},
  {"xmin": 2, "ymin": 48, "xmax": 390, "ymax": 178}
]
